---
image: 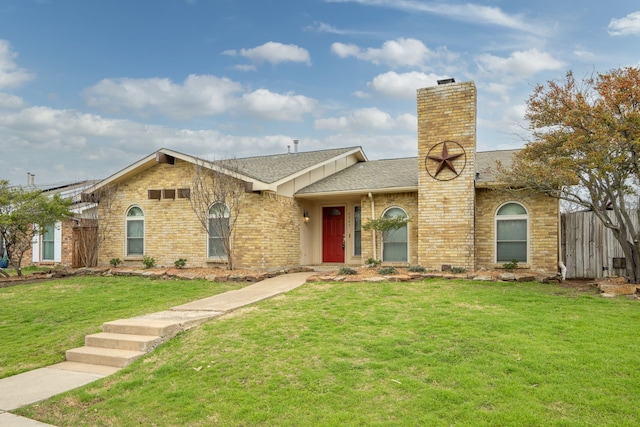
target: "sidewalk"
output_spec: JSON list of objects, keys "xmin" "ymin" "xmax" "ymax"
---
[{"xmin": 0, "ymin": 271, "xmax": 314, "ymax": 427}]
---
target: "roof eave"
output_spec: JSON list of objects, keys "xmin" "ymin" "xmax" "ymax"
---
[
  {"xmin": 85, "ymin": 148, "xmax": 268, "ymax": 195},
  {"xmin": 296, "ymin": 185, "xmax": 417, "ymax": 199}
]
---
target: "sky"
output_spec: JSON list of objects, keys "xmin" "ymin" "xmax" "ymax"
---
[{"xmin": 0, "ymin": 0, "xmax": 639, "ymax": 186}]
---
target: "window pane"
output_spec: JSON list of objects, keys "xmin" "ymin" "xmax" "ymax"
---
[
  {"xmin": 127, "ymin": 220, "xmax": 144, "ymax": 238},
  {"xmin": 127, "ymin": 238, "xmax": 144, "ymax": 255},
  {"xmin": 127, "ymin": 207, "xmax": 144, "ymax": 217},
  {"xmin": 209, "ymin": 237, "xmax": 227, "ymax": 258},
  {"xmin": 209, "ymin": 202, "xmax": 229, "ymax": 217},
  {"xmin": 383, "ymin": 242, "xmax": 407, "ymax": 262},
  {"xmin": 497, "ymin": 242, "xmax": 527, "ymax": 262},
  {"xmin": 497, "ymin": 219, "xmax": 526, "ymax": 241},
  {"xmin": 354, "ymin": 206, "xmax": 361, "ymax": 256},
  {"xmin": 42, "ymin": 224, "xmax": 55, "ymax": 260},
  {"xmin": 208, "ymin": 215, "xmax": 229, "ymax": 259},
  {"xmin": 383, "ymin": 207, "xmax": 406, "ymax": 219},
  {"xmin": 497, "ymin": 203, "xmax": 526, "ymax": 216},
  {"xmin": 42, "ymin": 242, "xmax": 55, "ymax": 260},
  {"xmin": 384, "ymin": 227, "xmax": 407, "ymax": 243},
  {"xmin": 382, "ymin": 207, "xmax": 408, "ymax": 262}
]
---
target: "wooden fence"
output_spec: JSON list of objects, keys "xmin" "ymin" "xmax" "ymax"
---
[{"xmin": 561, "ymin": 211, "xmax": 635, "ymax": 279}]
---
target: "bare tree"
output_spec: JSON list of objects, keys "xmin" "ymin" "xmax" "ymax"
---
[
  {"xmin": 188, "ymin": 159, "xmax": 244, "ymax": 270},
  {"xmin": 76, "ymin": 184, "xmax": 119, "ymax": 267}
]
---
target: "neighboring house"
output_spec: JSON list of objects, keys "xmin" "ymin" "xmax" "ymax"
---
[
  {"xmin": 86, "ymin": 81, "xmax": 559, "ymax": 273},
  {"xmin": 28, "ymin": 180, "xmax": 100, "ymax": 267}
]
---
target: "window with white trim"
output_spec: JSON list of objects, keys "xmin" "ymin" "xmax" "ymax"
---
[
  {"xmin": 208, "ymin": 202, "xmax": 230, "ymax": 259},
  {"xmin": 496, "ymin": 202, "xmax": 528, "ymax": 263},
  {"xmin": 126, "ymin": 206, "xmax": 144, "ymax": 256},
  {"xmin": 41, "ymin": 223, "xmax": 55, "ymax": 261},
  {"xmin": 382, "ymin": 207, "xmax": 408, "ymax": 262},
  {"xmin": 354, "ymin": 206, "xmax": 362, "ymax": 257}
]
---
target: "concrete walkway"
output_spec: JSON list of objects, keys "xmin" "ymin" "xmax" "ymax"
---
[{"xmin": 0, "ymin": 271, "xmax": 314, "ymax": 427}]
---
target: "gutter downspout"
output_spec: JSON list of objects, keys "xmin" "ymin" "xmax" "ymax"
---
[
  {"xmin": 368, "ymin": 192, "xmax": 377, "ymax": 260},
  {"xmin": 558, "ymin": 204, "xmax": 567, "ymax": 280}
]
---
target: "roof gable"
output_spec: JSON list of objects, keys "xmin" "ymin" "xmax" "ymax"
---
[{"xmin": 84, "ymin": 146, "xmax": 368, "ymax": 195}]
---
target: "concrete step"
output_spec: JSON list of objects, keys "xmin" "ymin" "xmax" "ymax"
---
[
  {"xmin": 102, "ymin": 318, "xmax": 181, "ymax": 338},
  {"xmin": 85, "ymin": 332, "xmax": 163, "ymax": 352},
  {"xmin": 66, "ymin": 346, "xmax": 146, "ymax": 368}
]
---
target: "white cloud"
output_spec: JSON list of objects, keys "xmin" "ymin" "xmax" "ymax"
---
[
  {"xmin": 573, "ymin": 45, "xmax": 596, "ymax": 59},
  {"xmin": 0, "ymin": 92, "xmax": 27, "ymax": 109},
  {"xmin": 83, "ymin": 74, "xmax": 243, "ymax": 119},
  {"xmin": 315, "ymin": 107, "xmax": 416, "ymax": 132},
  {"xmin": 327, "ymin": 0, "xmax": 547, "ymax": 36},
  {"xmin": 475, "ymin": 48, "xmax": 566, "ymax": 80},
  {"xmin": 368, "ymin": 71, "xmax": 443, "ymax": 99},
  {"xmin": 242, "ymin": 89, "xmax": 317, "ymax": 121},
  {"xmin": 224, "ymin": 42, "xmax": 311, "ymax": 65},
  {"xmin": 331, "ymin": 38, "xmax": 432, "ymax": 68},
  {"xmin": 608, "ymin": 11, "xmax": 640, "ymax": 36},
  {"xmin": 0, "ymin": 40, "xmax": 35, "ymax": 90}
]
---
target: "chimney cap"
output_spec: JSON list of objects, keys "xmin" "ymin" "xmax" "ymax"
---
[{"xmin": 437, "ymin": 78, "xmax": 455, "ymax": 85}]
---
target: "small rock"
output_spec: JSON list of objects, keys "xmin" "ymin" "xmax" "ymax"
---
[
  {"xmin": 498, "ymin": 273, "xmax": 517, "ymax": 281},
  {"xmin": 472, "ymin": 275, "xmax": 493, "ymax": 281},
  {"xmin": 174, "ymin": 272, "xmax": 198, "ymax": 280}
]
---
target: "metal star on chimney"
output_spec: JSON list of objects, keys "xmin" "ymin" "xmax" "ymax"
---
[{"xmin": 425, "ymin": 140, "xmax": 466, "ymax": 180}]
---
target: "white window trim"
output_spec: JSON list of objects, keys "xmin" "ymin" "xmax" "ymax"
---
[
  {"xmin": 353, "ymin": 205, "xmax": 362, "ymax": 258},
  {"xmin": 494, "ymin": 202, "xmax": 529, "ymax": 264},
  {"xmin": 208, "ymin": 202, "xmax": 230, "ymax": 260},
  {"xmin": 381, "ymin": 206, "xmax": 409, "ymax": 263},
  {"xmin": 125, "ymin": 206, "xmax": 145, "ymax": 257}
]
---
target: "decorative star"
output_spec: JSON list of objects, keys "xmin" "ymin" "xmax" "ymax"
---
[{"xmin": 428, "ymin": 142, "xmax": 464, "ymax": 176}]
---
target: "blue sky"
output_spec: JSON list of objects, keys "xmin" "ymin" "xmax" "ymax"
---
[{"xmin": 0, "ymin": 0, "xmax": 639, "ymax": 186}]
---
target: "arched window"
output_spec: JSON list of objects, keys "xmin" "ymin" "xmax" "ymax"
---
[
  {"xmin": 496, "ymin": 202, "xmax": 528, "ymax": 263},
  {"xmin": 126, "ymin": 206, "xmax": 144, "ymax": 256},
  {"xmin": 382, "ymin": 207, "xmax": 408, "ymax": 262},
  {"xmin": 209, "ymin": 202, "xmax": 230, "ymax": 259}
]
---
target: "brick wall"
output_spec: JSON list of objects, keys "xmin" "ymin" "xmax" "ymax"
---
[
  {"xmin": 475, "ymin": 188, "xmax": 559, "ymax": 272},
  {"xmin": 417, "ymin": 81, "xmax": 477, "ymax": 271},
  {"xmin": 234, "ymin": 192, "xmax": 301, "ymax": 270},
  {"xmin": 360, "ymin": 192, "xmax": 419, "ymax": 265},
  {"xmin": 98, "ymin": 159, "xmax": 301, "ymax": 270}
]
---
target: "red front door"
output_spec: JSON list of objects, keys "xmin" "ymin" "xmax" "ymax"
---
[{"xmin": 322, "ymin": 206, "xmax": 345, "ymax": 263}]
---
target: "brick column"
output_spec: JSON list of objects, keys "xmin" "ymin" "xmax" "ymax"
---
[{"xmin": 417, "ymin": 81, "xmax": 476, "ymax": 271}]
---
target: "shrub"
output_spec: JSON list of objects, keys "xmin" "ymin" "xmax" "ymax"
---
[
  {"xmin": 174, "ymin": 258, "xmax": 187, "ymax": 269},
  {"xmin": 142, "ymin": 255, "xmax": 156, "ymax": 269},
  {"xmin": 378, "ymin": 266, "xmax": 398, "ymax": 275},
  {"xmin": 450, "ymin": 266, "xmax": 467, "ymax": 274},
  {"xmin": 502, "ymin": 259, "xmax": 519, "ymax": 270},
  {"xmin": 109, "ymin": 258, "xmax": 122, "ymax": 267},
  {"xmin": 337, "ymin": 266, "xmax": 358, "ymax": 275},
  {"xmin": 365, "ymin": 258, "xmax": 382, "ymax": 268},
  {"xmin": 407, "ymin": 265, "xmax": 426, "ymax": 273}
]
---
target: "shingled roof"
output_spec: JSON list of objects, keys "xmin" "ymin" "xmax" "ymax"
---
[
  {"xmin": 475, "ymin": 149, "xmax": 519, "ymax": 185},
  {"xmin": 296, "ymin": 157, "xmax": 418, "ymax": 196},
  {"xmin": 296, "ymin": 149, "xmax": 520, "ymax": 196},
  {"xmin": 215, "ymin": 147, "xmax": 364, "ymax": 184}
]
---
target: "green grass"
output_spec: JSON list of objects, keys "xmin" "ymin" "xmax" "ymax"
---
[
  {"xmin": 11, "ymin": 279, "xmax": 640, "ymax": 426},
  {"xmin": 0, "ymin": 276, "xmax": 245, "ymax": 378},
  {"xmin": 0, "ymin": 265, "xmax": 51, "ymax": 277}
]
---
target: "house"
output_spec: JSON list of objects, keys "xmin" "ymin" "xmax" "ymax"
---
[
  {"xmin": 86, "ymin": 81, "xmax": 559, "ymax": 273},
  {"xmin": 28, "ymin": 180, "xmax": 99, "ymax": 268}
]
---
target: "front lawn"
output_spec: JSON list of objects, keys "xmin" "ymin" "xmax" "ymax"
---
[
  {"xmin": 0, "ymin": 276, "xmax": 245, "ymax": 378},
  {"xmin": 14, "ymin": 279, "xmax": 640, "ymax": 426}
]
